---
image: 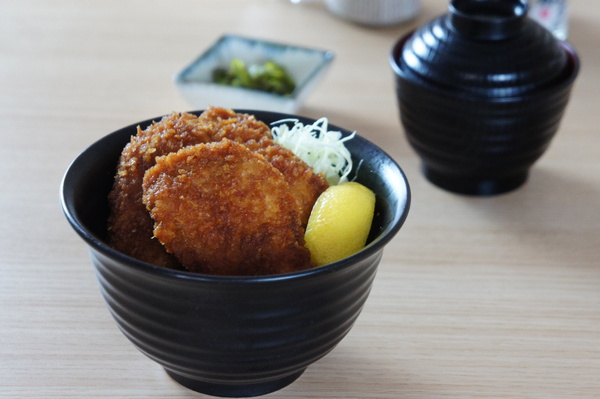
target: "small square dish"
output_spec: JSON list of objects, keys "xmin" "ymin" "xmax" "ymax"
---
[{"xmin": 174, "ymin": 34, "xmax": 335, "ymax": 113}]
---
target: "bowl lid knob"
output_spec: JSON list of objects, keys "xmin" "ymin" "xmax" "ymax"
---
[{"xmin": 448, "ymin": 0, "xmax": 528, "ymax": 41}]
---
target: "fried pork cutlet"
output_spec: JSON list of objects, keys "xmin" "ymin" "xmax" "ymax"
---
[
  {"xmin": 107, "ymin": 112, "xmax": 216, "ymax": 268},
  {"xmin": 108, "ymin": 106, "xmax": 328, "ymax": 272},
  {"xmin": 197, "ymin": 107, "xmax": 329, "ymax": 225},
  {"xmin": 142, "ymin": 139, "xmax": 313, "ymax": 276},
  {"xmin": 245, "ymin": 136, "xmax": 329, "ymax": 226},
  {"xmin": 196, "ymin": 106, "xmax": 272, "ymax": 144}
]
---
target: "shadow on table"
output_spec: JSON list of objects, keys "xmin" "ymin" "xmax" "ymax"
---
[{"xmin": 289, "ymin": 343, "xmax": 433, "ymax": 398}]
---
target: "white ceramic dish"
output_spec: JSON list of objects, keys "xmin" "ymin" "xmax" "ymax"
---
[
  {"xmin": 174, "ymin": 34, "xmax": 334, "ymax": 113},
  {"xmin": 291, "ymin": 0, "xmax": 420, "ymax": 26},
  {"xmin": 324, "ymin": 0, "xmax": 420, "ymax": 26}
]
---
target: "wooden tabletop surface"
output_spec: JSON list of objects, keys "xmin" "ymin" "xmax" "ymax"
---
[{"xmin": 2, "ymin": 0, "xmax": 599, "ymax": 398}]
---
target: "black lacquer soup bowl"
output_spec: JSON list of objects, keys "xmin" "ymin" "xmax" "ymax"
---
[{"xmin": 391, "ymin": 0, "xmax": 579, "ymax": 195}]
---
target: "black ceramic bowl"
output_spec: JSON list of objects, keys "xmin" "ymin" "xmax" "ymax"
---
[
  {"xmin": 60, "ymin": 110, "xmax": 410, "ymax": 397},
  {"xmin": 390, "ymin": 0, "xmax": 580, "ymax": 195}
]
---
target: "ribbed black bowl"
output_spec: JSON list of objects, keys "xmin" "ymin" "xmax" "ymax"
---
[
  {"xmin": 390, "ymin": 0, "xmax": 580, "ymax": 195},
  {"xmin": 60, "ymin": 110, "xmax": 410, "ymax": 397}
]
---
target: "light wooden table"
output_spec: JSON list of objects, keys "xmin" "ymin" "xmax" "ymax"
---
[{"xmin": 2, "ymin": 1, "xmax": 599, "ymax": 398}]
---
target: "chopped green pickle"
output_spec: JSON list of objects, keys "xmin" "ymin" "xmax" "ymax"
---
[{"xmin": 213, "ymin": 58, "xmax": 296, "ymax": 96}]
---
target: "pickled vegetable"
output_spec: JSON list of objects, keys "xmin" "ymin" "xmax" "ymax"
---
[{"xmin": 213, "ymin": 58, "xmax": 296, "ymax": 96}]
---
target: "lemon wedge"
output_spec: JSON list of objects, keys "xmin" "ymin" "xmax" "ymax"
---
[{"xmin": 304, "ymin": 182, "xmax": 376, "ymax": 266}]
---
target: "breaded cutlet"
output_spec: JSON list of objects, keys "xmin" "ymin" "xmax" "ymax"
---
[{"xmin": 142, "ymin": 139, "xmax": 313, "ymax": 275}]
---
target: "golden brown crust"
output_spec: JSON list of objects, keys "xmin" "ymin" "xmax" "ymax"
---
[
  {"xmin": 142, "ymin": 140, "xmax": 313, "ymax": 275},
  {"xmin": 194, "ymin": 107, "xmax": 329, "ymax": 225},
  {"xmin": 245, "ymin": 136, "xmax": 330, "ymax": 226},
  {"xmin": 107, "ymin": 112, "xmax": 216, "ymax": 268},
  {"xmin": 196, "ymin": 106, "xmax": 272, "ymax": 143}
]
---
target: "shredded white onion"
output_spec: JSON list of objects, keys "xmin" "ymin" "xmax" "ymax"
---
[{"xmin": 270, "ymin": 117, "xmax": 355, "ymax": 185}]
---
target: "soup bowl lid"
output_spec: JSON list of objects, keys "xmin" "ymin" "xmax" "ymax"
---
[{"xmin": 394, "ymin": 0, "xmax": 569, "ymax": 98}]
